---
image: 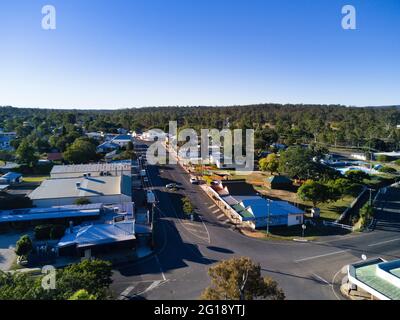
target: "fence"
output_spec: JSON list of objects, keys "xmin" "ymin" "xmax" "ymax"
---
[
  {"xmin": 336, "ymin": 186, "xmax": 368, "ymax": 223},
  {"xmin": 323, "ymin": 220, "xmax": 354, "ymax": 231}
]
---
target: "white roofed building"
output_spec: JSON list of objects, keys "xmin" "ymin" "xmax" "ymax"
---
[
  {"xmin": 28, "ymin": 175, "xmax": 132, "ymax": 207},
  {"xmin": 50, "ymin": 163, "xmax": 131, "ymax": 179}
]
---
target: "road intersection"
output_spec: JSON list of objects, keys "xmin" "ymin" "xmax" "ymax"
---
[{"xmin": 112, "ymin": 148, "xmax": 400, "ymax": 300}]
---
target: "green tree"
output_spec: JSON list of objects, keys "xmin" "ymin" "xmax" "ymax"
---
[
  {"xmin": 68, "ymin": 289, "xmax": 97, "ymax": 300},
  {"xmin": 53, "ymin": 259, "xmax": 113, "ymax": 300},
  {"xmin": 16, "ymin": 139, "xmax": 38, "ymax": 167},
  {"xmin": 0, "ymin": 271, "xmax": 45, "ymax": 300},
  {"xmin": 278, "ymin": 146, "xmax": 315, "ymax": 180},
  {"xmin": 379, "ymin": 166, "xmax": 397, "ymax": 174},
  {"xmin": 63, "ymin": 138, "xmax": 97, "ymax": 164},
  {"xmin": 345, "ymin": 170, "xmax": 370, "ymax": 183},
  {"xmin": 376, "ymin": 154, "xmax": 392, "ymax": 162},
  {"xmin": 297, "ymin": 180, "xmax": 332, "ymax": 208},
  {"xmin": 0, "ymin": 259, "xmax": 112, "ymax": 300},
  {"xmin": 182, "ymin": 196, "xmax": 195, "ymax": 218},
  {"xmin": 326, "ymin": 178, "xmax": 360, "ymax": 199},
  {"xmin": 359, "ymin": 204, "xmax": 374, "ymax": 228},
  {"xmin": 259, "ymin": 154, "xmax": 279, "ymax": 175},
  {"xmin": 201, "ymin": 257, "xmax": 285, "ymax": 300},
  {"xmin": 15, "ymin": 235, "xmax": 33, "ymax": 258}
]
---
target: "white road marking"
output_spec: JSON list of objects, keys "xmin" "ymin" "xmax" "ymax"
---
[
  {"xmin": 208, "ymin": 205, "xmax": 216, "ymax": 209},
  {"xmin": 312, "ymin": 273, "xmax": 330, "ymax": 285},
  {"xmin": 118, "ymin": 285, "xmax": 136, "ymax": 299},
  {"xmin": 294, "ymin": 250, "xmax": 350, "ymax": 263},
  {"xmin": 118, "ymin": 280, "xmax": 166, "ymax": 300},
  {"xmin": 155, "ymin": 255, "xmax": 166, "ymax": 281},
  {"xmin": 198, "ymin": 215, "xmax": 211, "ymax": 244},
  {"xmin": 217, "ymin": 213, "xmax": 225, "ymax": 219},
  {"xmin": 212, "ymin": 209, "xmax": 220, "ymax": 214},
  {"xmin": 367, "ymin": 238, "xmax": 400, "ymax": 247}
]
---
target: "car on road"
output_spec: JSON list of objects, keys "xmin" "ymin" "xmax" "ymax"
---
[
  {"xmin": 189, "ymin": 176, "xmax": 198, "ymax": 184},
  {"xmin": 143, "ymin": 177, "xmax": 149, "ymax": 183},
  {"xmin": 165, "ymin": 183, "xmax": 177, "ymax": 189}
]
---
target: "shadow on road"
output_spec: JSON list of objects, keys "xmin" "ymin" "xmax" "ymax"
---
[{"xmin": 206, "ymin": 246, "xmax": 234, "ymax": 254}]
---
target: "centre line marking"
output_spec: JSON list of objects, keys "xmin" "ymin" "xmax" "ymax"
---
[
  {"xmin": 367, "ymin": 238, "xmax": 400, "ymax": 247},
  {"xmin": 294, "ymin": 250, "xmax": 350, "ymax": 263}
]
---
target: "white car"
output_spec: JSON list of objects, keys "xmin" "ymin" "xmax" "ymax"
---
[
  {"xmin": 189, "ymin": 177, "xmax": 198, "ymax": 184},
  {"xmin": 143, "ymin": 177, "xmax": 149, "ymax": 183}
]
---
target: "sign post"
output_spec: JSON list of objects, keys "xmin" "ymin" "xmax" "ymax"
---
[{"xmin": 302, "ymin": 224, "xmax": 307, "ymax": 238}]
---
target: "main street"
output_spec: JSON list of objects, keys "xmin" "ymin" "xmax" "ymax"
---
[{"xmin": 112, "ymin": 145, "xmax": 400, "ymax": 300}]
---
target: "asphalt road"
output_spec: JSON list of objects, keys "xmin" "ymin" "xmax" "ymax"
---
[{"xmin": 112, "ymin": 147, "xmax": 400, "ymax": 300}]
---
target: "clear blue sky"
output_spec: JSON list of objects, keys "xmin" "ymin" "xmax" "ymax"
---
[{"xmin": 0, "ymin": 0, "xmax": 399, "ymax": 109}]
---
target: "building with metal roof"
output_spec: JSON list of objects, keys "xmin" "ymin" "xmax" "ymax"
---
[
  {"xmin": 0, "ymin": 204, "xmax": 102, "ymax": 224},
  {"xmin": 266, "ymin": 175, "xmax": 293, "ymax": 190},
  {"xmin": 210, "ymin": 180, "xmax": 304, "ymax": 229},
  {"xmin": 111, "ymin": 134, "xmax": 133, "ymax": 148},
  {"xmin": 50, "ymin": 163, "xmax": 131, "ymax": 179},
  {"xmin": 348, "ymin": 258, "xmax": 400, "ymax": 300},
  {"xmin": 0, "ymin": 172, "xmax": 22, "ymax": 185},
  {"xmin": 28, "ymin": 175, "xmax": 132, "ymax": 207},
  {"xmin": 57, "ymin": 220, "xmax": 136, "ymax": 257}
]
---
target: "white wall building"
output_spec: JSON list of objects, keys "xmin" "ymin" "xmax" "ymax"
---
[
  {"xmin": 50, "ymin": 163, "xmax": 132, "ymax": 179},
  {"xmin": 29, "ymin": 175, "xmax": 132, "ymax": 207}
]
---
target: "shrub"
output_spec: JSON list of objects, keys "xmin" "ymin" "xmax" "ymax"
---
[
  {"xmin": 50, "ymin": 225, "xmax": 66, "ymax": 239},
  {"xmin": 35, "ymin": 224, "xmax": 66, "ymax": 240},
  {"xmin": 379, "ymin": 166, "xmax": 397, "ymax": 174},
  {"xmin": 376, "ymin": 154, "xmax": 392, "ymax": 162},
  {"xmin": 359, "ymin": 204, "xmax": 374, "ymax": 228},
  {"xmin": 0, "ymin": 195, "xmax": 33, "ymax": 210},
  {"xmin": 34, "ymin": 225, "xmax": 52, "ymax": 240},
  {"xmin": 15, "ymin": 235, "xmax": 33, "ymax": 257},
  {"xmin": 74, "ymin": 197, "xmax": 91, "ymax": 205},
  {"xmin": 345, "ymin": 170, "xmax": 370, "ymax": 183}
]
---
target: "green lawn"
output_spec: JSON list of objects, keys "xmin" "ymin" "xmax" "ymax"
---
[
  {"xmin": 23, "ymin": 175, "xmax": 49, "ymax": 183},
  {"xmin": 316, "ymin": 196, "xmax": 355, "ymax": 221},
  {"xmin": 243, "ymin": 222, "xmax": 352, "ymax": 241},
  {"xmin": 0, "ymin": 160, "xmax": 5, "ymax": 166},
  {"xmin": 265, "ymin": 223, "xmax": 351, "ymax": 240}
]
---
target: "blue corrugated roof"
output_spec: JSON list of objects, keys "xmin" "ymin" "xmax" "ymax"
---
[
  {"xmin": 0, "ymin": 207, "xmax": 101, "ymax": 223},
  {"xmin": 234, "ymin": 196, "xmax": 304, "ymax": 219},
  {"xmin": 113, "ymin": 135, "xmax": 132, "ymax": 141}
]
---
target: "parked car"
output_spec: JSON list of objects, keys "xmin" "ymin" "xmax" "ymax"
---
[
  {"xmin": 166, "ymin": 183, "xmax": 177, "ymax": 189},
  {"xmin": 143, "ymin": 177, "xmax": 149, "ymax": 183},
  {"xmin": 189, "ymin": 176, "xmax": 198, "ymax": 184}
]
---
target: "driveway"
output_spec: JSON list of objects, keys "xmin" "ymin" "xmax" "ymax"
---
[{"xmin": 0, "ymin": 232, "xmax": 24, "ymax": 271}]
